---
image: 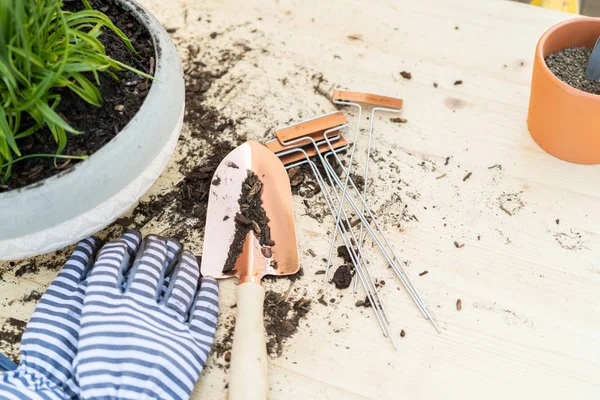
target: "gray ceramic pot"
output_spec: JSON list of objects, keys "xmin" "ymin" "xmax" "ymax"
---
[{"xmin": 0, "ymin": 0, "xmax": 184, "ymax": 260}]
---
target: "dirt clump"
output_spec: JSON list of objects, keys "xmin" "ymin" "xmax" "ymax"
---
[
  {"xmin": 355, "ymin": 296, "xmax": 372, "ymax": 308},
  {"xmin": 222, "ymin": 171, "xmax": 275, "ymax": 275},
  {"xmin": 332, "ymin": 265, "xmax": 354, "ymax": 289},
  {"xmin": 264, "ymin": 291, "xmax": 311, "ymax": 357}
]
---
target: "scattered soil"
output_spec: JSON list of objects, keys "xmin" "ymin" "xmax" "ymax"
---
[
  {"xmin": 546, "ymin": 46, "xmax": 600, "ymax": 95},
  {"xmin": 349, "ymin": 173, "xmax": 366, "ymax": 192},
  {"xmin": 2, "ymin": 0, "xmax": 154, "ymax": 191},
  {"xmin": 497, "ymin": 191, "xmax": 525, "ymax": 216},
  {"xmin": 287, "ymin": 157, "xmax": 343, "ymax": 200},
  {"xmin": 337, "ymin": 245, "xmax": 353, "ymax": 263},
  {"xmin": 400, "ymin": 71, "xmax": 412, "ymax": 80},
  {"xmin": 263, "ymin": 291, "xmax": 311, "ymax": 357},
  {"xmin": 355, "ymin": 296, "xmax": 372, "ymax": 308},
  {"xmin": 14, "ymin": 262, "xmax": 40, "ymax": 277},
  {"xmin": 390, "ymin": 117, "xmax": 407, "ymax": 124},
  {"xmin": 419, "ymin": 270, "xmax": 428, "ymax": 276},
  {"xmin": 0, "ymin": 318, "xmax": 27, "ymax": 362},
  {"xmin": 553, "ymin": 229, "xmax": 588, "ymax": 251},
  {"xmin": 456, "ymin": 299, "xmax": 462, "ymax": 311},
  {"xmin": 454, "ymin": 241, "xmax": 464, "ymax": 248},
  {"xmin": 463, "ymin": 172, "xmax": 472, "ymax": 182},
  {"xmin": 263, "ymin": 266, "xmax": 304, "ymax": 283},
  {"xmin": 454, "ymin": 80, "xmax": 463, "ymax": 85},
  {"xmin": 332, "ymin": 265, "xmax": 353, "ymax": 289},
  {"xmin": 90, "ymin": 37, "xmax": 251, "ymax": 247},
  {"xmin": 312, "ymin": 73, "xmax": 339, "ymax": 109},
  {"xmin": 213, "ymin": 315, "xmax": 236, "ymax": 360},
  {"xmin": 433, "ymin": 82, "xmax": 439, "ymax": 88},
  {"xmin": 222, "ymin": 171, "xmax": 274, "ymax": 275},
  {"xmin": 400, "ymin": 329, "xmax": 406, "ymax": 337},
  {"xmin": 22, "ymin": 290, "xmax": 42, "ymax": 303}
]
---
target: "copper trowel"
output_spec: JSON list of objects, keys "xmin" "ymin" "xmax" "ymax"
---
[{"xmin": 201, "ymin": 141, "xmax": 299, "ymax": 400}]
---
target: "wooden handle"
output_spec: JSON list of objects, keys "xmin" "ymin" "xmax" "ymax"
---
[{"xmin": 228, "ymin": 282, "xmax": 268, "ymax": 400}]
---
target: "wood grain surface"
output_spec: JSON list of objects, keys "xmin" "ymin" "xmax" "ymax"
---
[{"xmin": 1, "ymin": 0, "xmax": 598, "ymax": 399}]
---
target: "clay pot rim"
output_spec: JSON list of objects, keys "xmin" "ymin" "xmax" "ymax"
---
[{"xmin": 536, "ymin": 17, "xmax": 600, "ymax": 100}]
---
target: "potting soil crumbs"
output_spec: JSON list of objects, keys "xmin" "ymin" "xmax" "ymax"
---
[
  {"xmin": 222, "ymin": 171, "xmax": 275, "ymax": 274},
  {"xmin": 0, "ymin": 318, "xmax": 27, "ymax": 363},
  {"xmin": 211, "ymin": 290, "xmax": 311, "ymax": 363},
  {"xmin": 263, "ymin": 291, "xmax": 312, "ymax": 357},
  {"xmin": 545, "ymin": 46, "xmax": 600, "ymax": 95}
]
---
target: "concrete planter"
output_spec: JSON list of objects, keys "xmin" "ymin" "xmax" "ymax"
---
[{"xmin": 0, "ymin": 0, "xmax": 184, "ymax": 260}]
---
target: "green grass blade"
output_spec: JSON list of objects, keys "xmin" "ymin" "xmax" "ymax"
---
[
  {"xmin": 0, "ymin": 0, "xmax": 151, "ymax": 182},
  {"xmin": 0, "ymin": 108, "xmax": 20, "ymax": 156},
  {"xmin": 66, "ymin": 72, "xmax": 102, "ymax": 106},
  {"xmin": 35, "ymin": 99, "xmax": 80, "ymax": 135},
  {"xmin": 14, "ymin": 122, "xmax": 42, "ymax": 140},
  {"xmin": 2, "ymin": 153, "xmax": 87, "ymax": 168},
  {"xmin": 0, "ymin": 136, "xmax": 10, "ymax": 160}
]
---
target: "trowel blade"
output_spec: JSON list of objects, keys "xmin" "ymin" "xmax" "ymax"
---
[{"xmin": 200, "ymin": 141, "xmax": 299, "ymax": 282}]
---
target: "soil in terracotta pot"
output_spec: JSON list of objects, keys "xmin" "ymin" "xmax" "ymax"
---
[
  {"xmin": 545, "ymin": 46, "xmax": 600, "ymax": 95},
  {"xmin": 1, "ymin": 0, "xmax": 154, "ymax": 192}
]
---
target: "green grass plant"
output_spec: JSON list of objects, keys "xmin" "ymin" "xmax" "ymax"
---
[{"xmin": 0, "ymin": 0, "xmax": 150, "ymax": 182}]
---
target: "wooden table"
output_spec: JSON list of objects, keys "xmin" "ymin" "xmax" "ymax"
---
[{"xmin": 1, "ymin": 0, "xmax": 599, "ymax": 398}]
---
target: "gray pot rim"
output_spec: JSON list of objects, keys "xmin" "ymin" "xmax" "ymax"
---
[{"xmin": 0, "ymin": 0, "xmax": 185, "ymax": 260}]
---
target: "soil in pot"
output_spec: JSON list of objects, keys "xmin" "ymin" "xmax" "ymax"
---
[
  {"xmin": 1, "ymin": 0, "xmax": 154, "ymax": 193},
  {"xmin": 545, "ymin": 46, "xmax": 600, "ymax": 95}
]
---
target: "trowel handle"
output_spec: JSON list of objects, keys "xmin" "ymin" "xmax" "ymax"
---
[{"xmin": 229, "ymin": 282, "xmax": 268, "ymax": 400}]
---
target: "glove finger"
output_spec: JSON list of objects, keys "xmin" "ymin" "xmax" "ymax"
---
[
  {"xmin": 158, "ymin": 239, "xmax": 184, "ymax": 301},
  {"xmin": 189, "ymin": 277, "xmax": 219, "ymax": 352},
  {"xmin": 87, "ymin": 239, "xmax": 131, "ymax": 292},
  {"xmin": 121, "ymin": 230, "xmax": 142, "ymax": 256},
  {"xmin": 164, "ymin": 250, "xmax": 199, "ymax": 317},
  {"xmin": 119, "ymin": 230, "xmax": 143, "ymax": 290},
  {"xmin": 53, "ymin": 236, "xmax": 100, "ymax": 290},
  {"xmin": 127, "ymin": 235, "xmax": 170, "ymax": 300},
  {"xmin": 19, "ymin": 239, "xmax": 100, "ymax": 382}
]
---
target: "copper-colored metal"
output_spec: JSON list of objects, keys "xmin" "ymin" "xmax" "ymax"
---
[
  {"xmin": 275, "ymin": 111, "xmax": 347, "ymax": 142},
  {"xmin": 200, "ymin": 141, "xmax": 299, "ymax": 283},
  {"xmin": 277, "ymin": 137, "xmax": 348, "ymax": 166},
  {"xmin": 332, "ymin": 89, "xmax": 403, "ymax": 110}
]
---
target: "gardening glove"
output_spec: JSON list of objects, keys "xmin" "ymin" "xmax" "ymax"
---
[
  {"xmin": 0, "ymin": 231, "xmax": 140, "ymax": 400},
  {"xmin": 73, "ymin": 234, "xmax": 219, "ymax": 400}
]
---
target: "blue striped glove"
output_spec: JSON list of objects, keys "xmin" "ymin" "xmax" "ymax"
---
[
  {"xmin": 0, "ymin": 231, "xmax": 140, "ymax": 400},
  {"xmin": 74, "ymin": 234, "xmax": 219, "ymax": 400}
]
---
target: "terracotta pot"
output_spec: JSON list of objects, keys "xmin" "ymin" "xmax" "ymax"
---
[
  {"xmin": 528, "ymin": 18, "xmax": 600, "ymax": 164},
  {"xmin": 0, "ymin": 0, "xmax": 184, "ymax": 260}
]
